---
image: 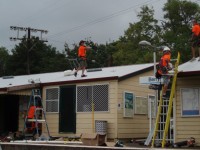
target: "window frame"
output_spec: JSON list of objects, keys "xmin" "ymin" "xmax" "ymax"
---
[
  {"xmin": 76, "ymin": 83, "xmax": 109, "ymax": 113},
  {"xmin": 181, "ymin": 87, "xmax": 200, "ymax": 117},
  {"xmin": 45, "ymin": 87, "xmax": 59, "ymax": 113},
  {"xmin": 123, "ymin": 91, "xmax": 134, "ymax": 118},
  {"xmin": 134, "ymin": 96, "xmax": 148, "ymax": 115}
]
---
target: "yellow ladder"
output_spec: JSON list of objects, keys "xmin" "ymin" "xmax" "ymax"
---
[
  {"xmin": 151, "ymin": 52, "xmax": 180, "ymax": 147},
  {"xmin": 151, "ymin": 88, "xmax": 164, "ymax": 147},
  {"xmin": 161, "ymin": 52, "xmax": 180, "ymax": 147}
]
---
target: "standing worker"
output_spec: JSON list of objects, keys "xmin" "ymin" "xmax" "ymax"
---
[
  {"xmin": 157, "ymin": 46, "xmax": 172, "ymax": 99},
  {"xmin": 190, "ymin": 19, "xmax": 200, "ymax": 61},
  {"xmin": 74, "ymin": 40, "xmax": 91, "ymax": 77}
]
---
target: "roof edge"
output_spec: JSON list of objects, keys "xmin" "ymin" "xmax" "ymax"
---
[
  {"xmin": 119, "ymin": 65, "xmax": 154, "ymax": 81},
  {"xmin": 41, "ymin": 76, "xmax": 119, "ymax": 87},
  {"xmin": 7, "ymin": 83, "xmax": 41, "ymax": 92},
  {"xmin": 178, "ymin": 71, "xmax": 200, "ymax": 77}
]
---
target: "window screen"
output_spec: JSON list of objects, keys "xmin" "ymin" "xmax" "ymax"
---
[
  {"xmin": 46, "ymin": 88, "xmax": 59, "ymax": 113},
  {"xmin": 77, "ymin": 84, "xmax": 109, "ymax": 112}
]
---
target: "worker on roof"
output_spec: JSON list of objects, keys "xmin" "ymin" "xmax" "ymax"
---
[
  {"xmin": 74, "ymin": 40, "xmax": 91, "ymax": 77},
  {"xmin": 190, "ymin": 19, "xmax": 200, "ymax": 61}
]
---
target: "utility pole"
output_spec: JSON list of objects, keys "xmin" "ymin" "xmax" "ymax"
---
[{"xmin": 10, "ymin": 26, "xmax": 48, "ymax": 74}]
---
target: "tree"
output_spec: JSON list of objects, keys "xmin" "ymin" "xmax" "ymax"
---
[
  {"xmin": 0, "ymin": 47, "xmax": 10, "ymax": 76},
  {"xmin": 7, "ymin": 37, "xmax": 68, "ymax": 75},
  {"xmin": 162, "ymin": 0, "xmax": 200, "ymax": 62},
  {"xmin": 112, "ymin": 5, "xmax": 162, "ymax": 65}
]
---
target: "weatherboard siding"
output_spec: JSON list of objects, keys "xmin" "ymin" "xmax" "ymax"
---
[
  {"xmin": 175, "ymin": 76, "xmax": 200, "ymax": 145},
  {"xmin": 117, "ymin": 70, "xmax": 154, "ymax": 139},
  {"xmin": 75, "ymin": 81, "xmax": 118, "ymax": 139},
  {"xmin": 42, "ymin": 80, "xmax": 118, "ymax": 139}
]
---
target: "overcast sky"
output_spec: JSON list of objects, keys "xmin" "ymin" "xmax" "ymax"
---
[{"xmin": 0, "ymin": 0, "xmax": 173, "ymax": 51}]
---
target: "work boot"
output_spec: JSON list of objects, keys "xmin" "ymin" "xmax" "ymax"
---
[
  {"xmin": 74, "ymin": 72, "xmax": 77, "ymax": 77},
  {"xmin": 81, "ymin": 74, "xmax": 87, "ymax": 77},
  {"xmin": 190, "ymin": 57, "xmax": 196, "ymax": 62}
]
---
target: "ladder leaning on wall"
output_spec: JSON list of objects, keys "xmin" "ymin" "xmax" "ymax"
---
[
  {"xmin": 23, "ymin": 89, "xmax": 50, "ymax": 140},
  {"xmin": 151, "ymin": 52, "xmax": 180, "ymax": 148}
]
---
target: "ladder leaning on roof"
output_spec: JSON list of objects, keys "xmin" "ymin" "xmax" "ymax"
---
[
  {"xmin": 151, "ymin": 52, "xmax": 180, "ymax": 148},
  {"xmin": 23, "ymin": 89, "xmax": 50, "ymax": 140}
]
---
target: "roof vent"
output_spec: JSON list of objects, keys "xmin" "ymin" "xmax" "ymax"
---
[
  {"xmin": 87, "ymin": 68, "xmax": 102, "ymax": 72},
  {"xmin": 2, "ymin": 76, "xmax": 14, "ymax": 79}
]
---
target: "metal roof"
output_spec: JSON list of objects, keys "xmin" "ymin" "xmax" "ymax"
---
[
  {"xmin": 0, "ymin": 63, "xmax": 154, "ymax": 91},
  {"xmin": 178, "ymin": 57, "xmax": 200, "ymax": 77}
]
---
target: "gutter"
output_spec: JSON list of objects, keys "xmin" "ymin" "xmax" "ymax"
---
[{"xmin": 178, "ymin": 71, "xmax": 200, "ymax": 77}]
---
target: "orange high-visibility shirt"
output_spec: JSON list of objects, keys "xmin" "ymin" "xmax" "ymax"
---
[
  {"xmin": 161, "ymin": 53, "xmax": 171, "ymax": 67},
  {"xmin": 78, "ymin": 45, "xmax": 86, "ymax": 57},
  {"xmin": 192, "ymin": 24, "xmax": 200, "ymax": 36},
  {"xmin": 158, "ymin": 53, "xmax": 171, "ymax": 75},
  {"xmin": 27, "ymin": 106, "xmax": 36, "ymax": 119}
]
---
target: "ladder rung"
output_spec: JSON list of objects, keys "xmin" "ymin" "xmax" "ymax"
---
[
  {"xmin": 170, "ymin": 59, "xmax": 177, "ymax": 62},
  {"xmin": 34, "ymin": 95, "xmax": 41, "ymax": 97},
  {"xmin": 27, "ymin": 119, "xmax": 46, "ymax": 122},
  {"xmin": 35, "ymin": 108, "xmax": 44, "ymax": 111}
]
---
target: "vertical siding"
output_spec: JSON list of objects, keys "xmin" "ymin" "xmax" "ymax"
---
[
  {"xmin": 18, "ymin": 96, "xmax": 27, "ymax": 131},
  {"xmin": 176, "ymin": 76, "xmax": 200, "ymax": 145},
  {"xmin": 117, "ymin": 70, "xmax": 154, "ymax": 139}
]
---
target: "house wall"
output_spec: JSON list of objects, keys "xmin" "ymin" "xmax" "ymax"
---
[
  {"xmin": 117, "ymin": 70, "xmax": 154, "ymax": 139},
  {"xmin": 16, "ymin": 91, "xmax": 31, "ymax": 132},
  {"xmin": 175, "ymin": 76, "xmax": 200, "ymax": 145},
  {"xmin": 42, "ymin": 80, "xmax": 118, "ymax": 139},
  {"xmin": 18, "ymin": 96, "xmax": 28, "ymax": 131}
]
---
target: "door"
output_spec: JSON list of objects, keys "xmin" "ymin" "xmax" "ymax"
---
[
  {"xmin": 0, "ymin": 95, "xmax": 19, "ymax": 132},
  {"xmin": 59, "ymin": 85, "xmax": 76, "ymax": 133}
]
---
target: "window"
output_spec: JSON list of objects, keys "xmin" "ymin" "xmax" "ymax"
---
[
  {"xmin": 77, "ymin": 84, "xmax": 109, "ymax": 112},
  {"xmin": 181, "ymin": 88, "xmax": 200, "ymax": 116},
  {"xmin": 135, "ymin": 96, "xmax": 148, "ymax": 114},
  {"xmin": 46, "ymin": 88, "xmax": 59, "ymax": 113}
]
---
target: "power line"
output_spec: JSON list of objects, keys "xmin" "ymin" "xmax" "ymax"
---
[
  {"xmin": 10, "ymin": 26, "xmax": 48, "ymax": 74},
  {"xmin": 47, "ymin": 0, "xmax": 160, "ymax": 39},
  {"xmin": 2, "ymin": 0, "xmax": 160, "ymax": 50}
]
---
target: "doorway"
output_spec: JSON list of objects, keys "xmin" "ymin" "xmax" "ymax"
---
[
  {"xmin": 0, "ymin": 95, "xmax": 19, "ymax": 133},
  {"xmin": 59, "ymin": 85, "xmax": 76, "ymax": 133}
]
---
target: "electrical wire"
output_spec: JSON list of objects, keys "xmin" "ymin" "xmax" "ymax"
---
[
  {"xmin": 2, "ymin": 0, "xmax": 162, "ymax": 50},
  {"xmin": 47, "ymin": 0, "xmax": 160, "ymax": 39}
]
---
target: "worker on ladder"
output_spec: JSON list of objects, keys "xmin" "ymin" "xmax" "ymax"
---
[
  {"xmin": 24, "ymin": 94, "xmax": 42, "ymax": 137},
  {"xmin": 24, "ymin": 103, "xmax": 36, "ymax": 134},
  {"xmin": 155, "ymin": 46, "xmax": 172, "ymax": 99},
  {"xmin": 24, "ymin": 89, "xmax": 50, "ymax": 140}
]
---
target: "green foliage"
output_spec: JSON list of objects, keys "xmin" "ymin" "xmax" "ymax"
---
[
  {"xmin": 0, "ymin": 47, "xmax": 10, "ymax": 76},
  {"xmin": 7, "ymin": 37, "xmax": 67, "ymax": 75},
  {"xmin": 112, "ymin": 5, "xmax": 161, "ymax": 65},
  {"xmin": 2, "ymin": 0, "xmax": 200, "ymax": 76},
  {"xmin": 162, "ymin": 0, "xmax": 200, "ymax": 62}
]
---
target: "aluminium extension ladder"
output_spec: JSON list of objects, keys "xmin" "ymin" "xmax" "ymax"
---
[
  {"xmin": 23, "ymin": 89, "xmax": 50, "ymax": 140},
  {"xmin": 151, "ymin": 52, "xmax": 180, "ymax": 148}
]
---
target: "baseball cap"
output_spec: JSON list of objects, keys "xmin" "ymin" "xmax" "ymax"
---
[{"xmin": 79, "ymin": 40, "xmax": 85, "ymax": 45}]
